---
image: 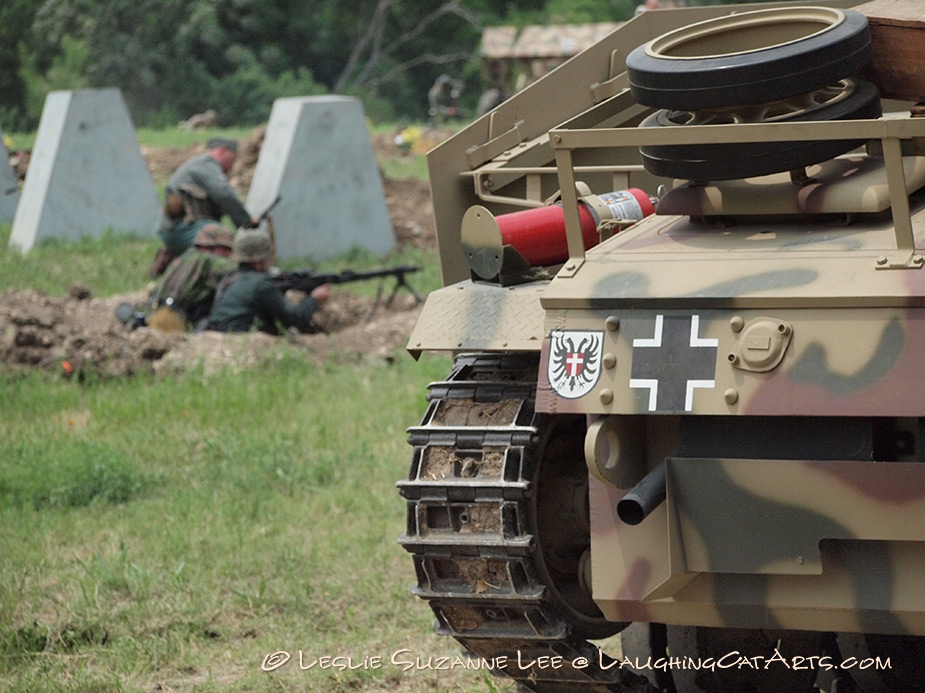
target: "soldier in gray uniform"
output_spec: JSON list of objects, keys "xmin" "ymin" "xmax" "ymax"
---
[
  {"xmin": 207, "ymin": 228, "xmax": 332, "ymax": 335},
  {"xmin": 153, "ymin": 137, "xmax": 257, "ymax": 275}
]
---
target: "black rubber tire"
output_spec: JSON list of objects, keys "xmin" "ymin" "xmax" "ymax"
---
[
  {"xmin": 639, "ymin": 78, "xmax": 882, "ymax": 181},
  {"xmin": 666, "ymin": 625, "xmax": 822, "ymax": 693},
  {"xmin": 627, "ymin": 7, "xmax": 871, "ymax": 110}
]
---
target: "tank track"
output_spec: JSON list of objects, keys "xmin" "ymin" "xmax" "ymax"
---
[{"xmin": 398, "ymin": 352, "xmax": 655, "ymax": 692}]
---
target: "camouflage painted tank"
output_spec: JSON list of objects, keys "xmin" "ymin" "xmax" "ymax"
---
[{"xmin": 399, "ymin": 2, "xmax": 925, "ymax": 691}]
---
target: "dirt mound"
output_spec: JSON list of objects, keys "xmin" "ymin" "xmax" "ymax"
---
[
  {"xmin": 384, "ymin": 177, "xmax": 434, "ymax": 249},
  {"xmin": 0, "ymin": 288, "xmax": 170, "ymax": 378},
  {"xmin": 0, "ymin": 287, "xmax": 422, "ymax": 379},
  {"xmin": 156, "ymin": 295, "xmax": 422, "ymax": 376},
  {"xmin": 229, "ymin": 124, "xmax": 265, "ymax": 191}
]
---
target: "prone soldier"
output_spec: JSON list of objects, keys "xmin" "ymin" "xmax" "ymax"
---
[{"xmin": 207, "ymin": 228, "xmax": 332, "ymax": 334}]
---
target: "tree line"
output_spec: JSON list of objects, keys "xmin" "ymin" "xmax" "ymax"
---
[{"xmin": 0, "ymin": 0, "xmax": 771, "ymax": 132}]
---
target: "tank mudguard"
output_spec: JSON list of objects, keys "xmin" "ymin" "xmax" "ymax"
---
[{"xmin": 407, "ymin": 280, "xmax": 546, "ymax": 357}]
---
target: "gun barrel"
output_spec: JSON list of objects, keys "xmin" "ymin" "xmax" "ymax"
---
[
  {"xmin": 260, "ymin": 195, "xmax": 282, "ymax": 220},
  {"xmin": 272, "ymin": 265, "xmax": 422, "ymax": 295},
  {"xmin": 616, "ymin": 460, "xmax": 667, "ymax": 526}
]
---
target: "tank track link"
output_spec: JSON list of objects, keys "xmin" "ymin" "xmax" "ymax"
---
[{"xmin": 398, "ymin": 352, "xmax": 655, "ymax": 692}]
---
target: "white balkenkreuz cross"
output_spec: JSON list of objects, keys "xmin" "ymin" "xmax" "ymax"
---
[{"xmin": 566, "ymin": 352, "xmax": 584, "ymax": 376}]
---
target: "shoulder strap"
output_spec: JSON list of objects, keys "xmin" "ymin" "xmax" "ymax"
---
[{"xmin": 211, "ymin": 270, "xmax": 242, "ymax": 310}]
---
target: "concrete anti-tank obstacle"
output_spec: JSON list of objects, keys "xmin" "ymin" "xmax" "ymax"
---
[
  {"xmin": 246, "ymin": 95, "xmax": 395, "ymax": 261},
  {"xmin": 8, "ymin": 88, "xmax": 160, "ymax": 252},
  {"xmin": 0, "ymin": 126, "xmax": 20, "ymax": 224}
]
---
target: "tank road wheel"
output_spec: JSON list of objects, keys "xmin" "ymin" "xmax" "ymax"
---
[
  {"xmin": 399, "ymin": 353, "xmax": 654, "ymax": 692},
  {"xmin": 532, "ymin": 414, "xmax": 622, "ymax": 640},
  {"xmin": 638, "ymin": 78, "xmax": 882, "ymax": 181},
  {"xmin": 666, "ymin": 626, "xmax": 822, "ymax": 693},
  {"xmin": 836, "ymin": 632, "xmax": 925, "ymax": 692},
  {"xmin": 626, "ymin": 7, "xmax": 871, "ymax": 110}
]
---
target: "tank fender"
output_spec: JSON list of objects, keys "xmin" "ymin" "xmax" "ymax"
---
[{"xmin": 406, "ymin": 280, "xmax": 547, "ymax": 357}]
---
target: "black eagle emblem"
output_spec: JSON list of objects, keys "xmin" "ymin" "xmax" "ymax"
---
[{"xmin": 549, "ymin": 331, "xmax": 602, "ymax": 398}]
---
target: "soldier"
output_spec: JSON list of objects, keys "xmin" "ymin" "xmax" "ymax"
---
[
  {"xmin": 147, "ymin": 223, "xmax": 238, "ymax": 332},
  {"xmin": 152, "ymin": 137, "xmax": 258, "ymax": 276},
  {"xmin": 207, "ymin": 228, "xmax": 332, "ymax": 334},
  {"xmin": 428, "ymin": 74, "xmax": 464, "ymax": 123}
]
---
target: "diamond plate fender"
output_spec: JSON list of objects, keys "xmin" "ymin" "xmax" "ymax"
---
[{"xmin": 406, "ymin": 280, "xmax": 547, "ymax": 356}]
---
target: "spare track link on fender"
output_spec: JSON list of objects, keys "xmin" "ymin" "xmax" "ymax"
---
[{"xmin": 398, "ymin": 352, "xmax": 654, "ymax": 692}]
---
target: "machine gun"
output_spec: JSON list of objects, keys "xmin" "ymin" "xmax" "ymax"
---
[{"xmin": 271, "ymin": 265, "xmax": 424, "ymax": 319}]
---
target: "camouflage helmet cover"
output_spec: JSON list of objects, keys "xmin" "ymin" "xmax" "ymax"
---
[
  {"xmin": 193, "ymin": 223, "xmax": 234, "ymax": 249},
  {"xmin": 233, "ymin": 228, "xmax": 272, "ymax": 263}
]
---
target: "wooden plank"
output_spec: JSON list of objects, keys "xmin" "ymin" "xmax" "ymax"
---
[{"xmin": 856, "ymin": 0, "xmax": 925, "ymax": 102}]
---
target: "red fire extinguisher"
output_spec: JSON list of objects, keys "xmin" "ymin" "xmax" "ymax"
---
[{"xmin": 462, "ymin": 189, "xmax": 655, "ymax": 281}]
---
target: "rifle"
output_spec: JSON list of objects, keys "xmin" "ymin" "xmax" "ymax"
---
[
  {"xmin": 256, "ymin": 194, "xmax": 282, "ymax": 223},
  {"xmin": 271, "ymin": 265, "xmax": 424, "ymax": 319},
  {"xmin": 255, "ymin": 194, "xmax": 282, "ymax": 266}
]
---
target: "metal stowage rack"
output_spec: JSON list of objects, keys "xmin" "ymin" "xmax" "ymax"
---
[{"xmin": 550, "ymin": 115, "xmax": 925, "ymax": 273}]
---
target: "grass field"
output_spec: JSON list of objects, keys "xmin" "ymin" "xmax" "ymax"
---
[
  {"xmin": 1, "ymin": 349, "xmax": 517, "ymax": 692},
  {"xmin": 0, "ymin": 127, "xmax": 516, "ymax": 691},
  {"xmin": 0, "ymin": 226, "xmax": 521, "ymax": 691}
]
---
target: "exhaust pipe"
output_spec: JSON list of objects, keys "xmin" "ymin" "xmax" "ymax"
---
[{"xmin": 616, "ymin": 460, "xmax": 667, "ymax": 526}]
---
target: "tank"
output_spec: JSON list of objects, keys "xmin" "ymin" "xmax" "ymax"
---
[{"xmin": 397, "ymin": 2, "xmax": 925, "ymax": 691}]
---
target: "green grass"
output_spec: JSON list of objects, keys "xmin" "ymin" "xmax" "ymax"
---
[
  {"xmin": 0, "ymin": 350, "xmax": 526, "ymax": 692},
  {"xmin": 378, "ymin": 151, "xmax": 429, "ymax": 181},
  {"xmin": 0, "ymin": 128, "xmax": 515, "ymax": 691},
  {"xmin": 0, "ymin": 224, "xmax": 160, "ymax": 296},
  {"xmin": 0, "ymin": 220, "xmax": 441, "ymax": 301}
]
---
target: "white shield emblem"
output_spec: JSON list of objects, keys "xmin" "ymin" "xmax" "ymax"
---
[{"xmin": 547, "ymin": 330, "xmax": 604, "ymax": 399}]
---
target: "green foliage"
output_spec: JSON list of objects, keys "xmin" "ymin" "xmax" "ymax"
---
[
  {"xmin": 213, "ymin": 52, "xmax": 327, "ymax": 126},
  {"xmin": 0, "ymin": 0, "xmax": 38, "ymax": 131},
  {"xmin": 15, "ymin": 35, "xmax": 90, "ymax": 129},
  {"xmin": 0, "ymin": 0, "xmax": 563, "ymax": 129},
  {"xmin": 0, "ymin": 0, "xmax": 682, "ymax": 130}
]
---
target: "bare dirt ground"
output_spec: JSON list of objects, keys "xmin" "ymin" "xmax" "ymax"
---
[{"xmin": 0, "ymin": 127, "xmax": 447, "ymax": 379}]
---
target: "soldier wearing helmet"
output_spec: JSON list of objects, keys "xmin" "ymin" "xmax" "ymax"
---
[
  {"xmin": 428, "ymin": 74, "xmax": 464, "ymax": 124},
  {"xmin": 151, "ymin": 137, "xmax": 259, "ymax": 277},
  {"xmin": 147, "ymin": 223, "xmax": 238, "ymax": 331},
  {"xmin": 207, "ymin": 228, "xmax": 332, "ymax": 334}
]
